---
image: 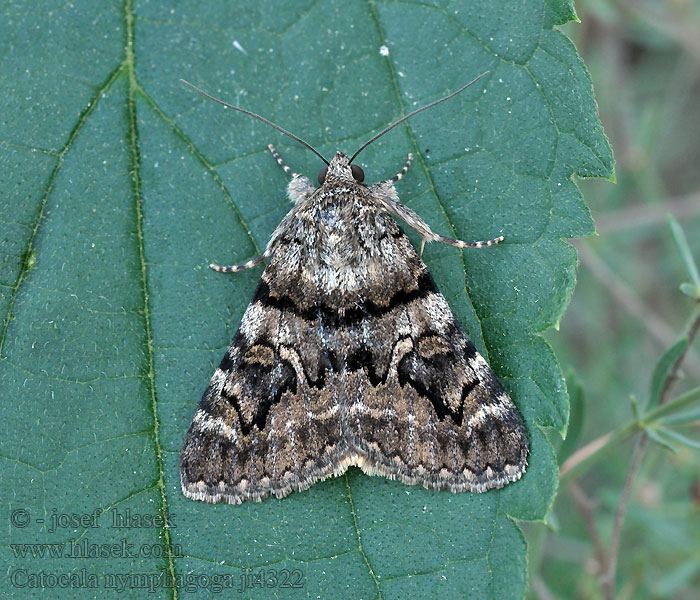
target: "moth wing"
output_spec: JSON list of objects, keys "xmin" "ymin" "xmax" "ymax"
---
[
  {"xmin": 345, "ymin": 291, "xmax": 528, "ymax": 492},
  {"xmin": 180, "ymin": 281, "xmax": 347, "ymax": 503},
  {"xmin": 340, "ymin": 222, "xmax": 528, "ymax": 492}
]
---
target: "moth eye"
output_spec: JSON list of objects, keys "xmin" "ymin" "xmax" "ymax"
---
[
  {"xmin": 318, "ymin": 166, "xmax": 328, "ymax": 185},
  {"xmin": 351, "ymin": 165, "xmax": 365, "ymax": 183}
]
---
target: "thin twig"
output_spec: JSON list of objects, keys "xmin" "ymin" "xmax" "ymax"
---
[
  {"xmin": 560, "ymin": 433, "xmax": 612, "ymax": 479},
  {"xmin": 602, "ymin": 434, "xmax": 649, "ymax": 600},
  {"xmin": 560, "ymin": 375, "xmax": 700, "ymax": 484},
  {"xmin": 569, "ymin": 482, "xmax": 607, "ymax": 574}
]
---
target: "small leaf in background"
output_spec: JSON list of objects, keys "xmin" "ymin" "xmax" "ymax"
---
[
  {"xmin": 653, "ymin": 386, "xmax": 700, "ymax": 425},
  {"xmin": 659, "ymin": 428, "xmax": 700, "ymax": 451},
  {"xmin": 659, "ymin": 397, "xmax": 700, "ymax": 425},
  {"xmin": 558, "ymin": 370, "xmax": 586, "ymax": 464},
  {"xmin": 649, "ymin": 338, "xmax": 689, "ymax": 409},
  {"xmin": 650, "ymin": 557, "xmax": 700, "ymax": 599},
  {"xmin": 645, "ymin": 426, "xmax": 680, "ymax": 453},
  {"xmin": 668, "ymin": 215, "xmax": 700, "ymax": 289}
]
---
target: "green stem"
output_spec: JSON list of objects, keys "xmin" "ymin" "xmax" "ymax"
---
[{"xmin": 647, "ymin": 386, "xmax": 700, "ymax": 423}]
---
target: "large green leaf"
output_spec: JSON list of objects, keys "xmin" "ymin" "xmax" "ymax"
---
[{"xmin": 1, "ymin": 0, "xmax": 612, "ymax": 597}]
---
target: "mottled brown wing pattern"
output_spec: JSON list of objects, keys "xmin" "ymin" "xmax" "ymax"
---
[
  {"xmin": 346, "ymin": 296, "xmax": 528, "ymax": 493},
  {"xmin": 180, "ymin": 284, "xmax": 350, "ymax": 504},
  {"xmin": 180, "ymin": 162, "xmax": 528, "ymax": 503}
]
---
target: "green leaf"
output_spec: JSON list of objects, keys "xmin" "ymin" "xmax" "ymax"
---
[
  {"xmin": 649, "ymin": 338, "xmax": 688, "ymax": 408},
  {"xmin": 557, "ymin": 370, "xmax": 585, "ymax": 464},
  {"xmin": 0, "ymin": 1, "xmax": 612, "ymax": 598},
  {"xmin": 658, "ymin": 427, "xmax": 700, "ymax": 450},
  {"xmin": 629, "ymin": 393, "xmax": 642, "ymax": 422},
  {"xmin": 645, "ymin": 427, "xmax": 681, "ymax": 453},
  {"xmin": 650, "ymin": 557, "xmax": 700, "ymax": 597},
  {"xmin": 658, "ymin": 400, "xmax": 700, "ymax": 425},
  {"xmin": 668, "ymin": 215, "xmax": 700, "ymax": 288}
]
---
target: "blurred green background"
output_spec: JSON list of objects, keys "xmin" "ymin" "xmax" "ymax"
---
[{"xmin": 528, "ymin": 1, "xmax": 700, "ymax": 598}]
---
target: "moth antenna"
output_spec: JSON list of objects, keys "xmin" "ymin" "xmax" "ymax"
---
[
  {"xmin": 180, "ymin": 79, "xmax": 330, "ymax": 166},
  {"xmin": 349, "ymin": 70, "xmax": 490, "ymax": 164}
]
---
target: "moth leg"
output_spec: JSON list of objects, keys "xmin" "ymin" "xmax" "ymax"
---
[
  {"xmin": 370, "ymin": 179, "xmax": 504, "ymax": 256},
  {"xmin": 390, "ymin": 153, "xmax": 413, "ymax": 182},
  {"xmin": 210, "ymin": 249, "xmax": 271, "ymax": 273}
]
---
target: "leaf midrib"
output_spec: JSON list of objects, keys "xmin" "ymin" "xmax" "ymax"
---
[{"xmin": 125, "ymin": 0, "xmax": 178, "ymax": 597}]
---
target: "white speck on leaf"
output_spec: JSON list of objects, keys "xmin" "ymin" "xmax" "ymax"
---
[
  {"xmin": 233, "ymin": 40, "xmax": 247, "ymax": 55},
  {"xmin": 379, "ymin": 45, "xmax": 389, "ymax": 56}
]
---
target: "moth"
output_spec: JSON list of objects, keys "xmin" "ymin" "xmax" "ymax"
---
[{"xmin": 180, "ymin": 73, "xmax": 528, "ymax": 503}]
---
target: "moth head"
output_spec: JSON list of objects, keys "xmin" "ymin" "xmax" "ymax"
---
[{"xmin": 318, "ymin": 152, "xmax": 365, "ymax": 185}]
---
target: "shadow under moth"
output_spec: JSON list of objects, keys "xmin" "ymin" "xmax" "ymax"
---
[{"xmin": 180, "ymin": 73, "xmax": 528, "ymax": 503}]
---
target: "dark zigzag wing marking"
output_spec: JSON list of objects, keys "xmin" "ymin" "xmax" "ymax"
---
[
  {"xmin": 181, "ymin": 240, "xmax": 527, "ymax": 501},
  {"xmin": 397, "ymin": 326, "xmax": 478, "ymax": 426},
  {"xmin": 213, "ymin": 334, "xmax": 340, "ymax": 434},
  {"xmin": 250, "ymin": 269, "xmax": 439, "ymax": 327},
  {"xmin": 348, "ymin": 294, "xmax": 528, "ymax": 491},
  {"xmin": 179, "ymin": 323, "xmax": 348, "ymax": 503},
  {"xmin": 190, "ymin": 333, "xmax": 298, "ymax": 437},
  {"xmin": 189, "ymin": 270, "xmax": 438, "ymax": 447}
]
